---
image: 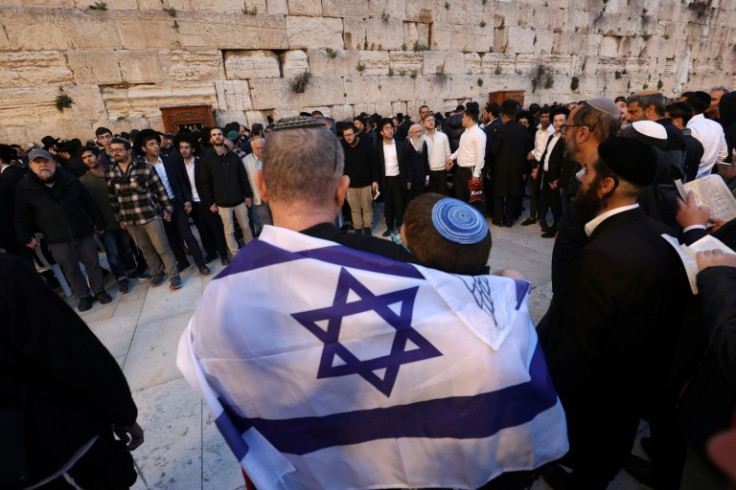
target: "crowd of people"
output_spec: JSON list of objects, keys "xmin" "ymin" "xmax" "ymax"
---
[{"xmin": 2, "ymin": 84, "xmax": 736, "ymax": 489}]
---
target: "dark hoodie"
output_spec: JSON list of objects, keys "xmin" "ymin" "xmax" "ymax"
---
[{"xmin": 719, "ymin": 92, "xmax": 736, "ymax": 162}]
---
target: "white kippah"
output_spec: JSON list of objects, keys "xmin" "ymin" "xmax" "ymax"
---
[
  {"xmin": 587, "ymin": 98, "xmax": 620, "ymax": 117},
  {"xmin": 632, "ymin": 120, "xmax": 667, "ymax": 140}
]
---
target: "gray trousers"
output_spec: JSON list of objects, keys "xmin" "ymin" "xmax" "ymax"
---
[
  {"xmin": 48, "ymin": 234, "xmax": 105, "ymax": 298},
  {"xmin": 127, "ymin": 217, "xmax": 179, "ymax": 279},
  {"xmin": 218, "ymin": 203, "xmax": 252, "ymax": 258}
]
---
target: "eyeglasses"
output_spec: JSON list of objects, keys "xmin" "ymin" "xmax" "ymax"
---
[
  {"xmin": 559, "ymin": 124, "xmax": 587, "ymax": 135},
  {"xmin": 110, "ymin": 148, "xmax": 129, "ymax": 153}
]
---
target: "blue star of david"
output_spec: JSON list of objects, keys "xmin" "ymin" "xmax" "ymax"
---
[{"xmin": 291, "ymin": 268, "xmax": 442, "ymax": 397}]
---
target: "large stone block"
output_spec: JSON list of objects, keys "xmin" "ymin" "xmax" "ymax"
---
[
  {"xmin": 65, "ymin": 84, "xmax": 107, "ymax": 120},
  {"xmin": 389, "ymin": 52, "xmax": 423, "ymax": 75},
  {"xmin": 506, "ymin": 27, "xmax": 537, "ymax": 55},
  {"xmin": 0, "ymin": 0, "xmax": 22, "ymax": 7},
  {"xmin": 481, "ymin": 52, "xmax": 517, "ymax": 75},
  {"xmin": 177, "ymin": 14, "xmax": 288, "ymax": 50},
  {"xmin": 464, "ymin": 53, "xmax": 481, "ymax": 75},
  {"xmin": 248, "ymin": 77, "xmax": 302, "ymax": 110},
  {"xmin": 365, "ymin": 19, "xmax": 404, "ymax": 51},
  {"xmin": 330, "ymin": 104, "xmax": 354, "ymax": 121},
  {"xmin": 245, "ymin": 110, "xmax": 268, "ymax": 126},
  {"xmin": 68, "ymin": 49, "xmax": 123, "ymax": 85},
  {"xmin": 301, "ymin": 77, "xmax": 346, "ymax": 106},
  {"xmin": 159, "ymin": 48, "xmax": 224, "ymax": 83},
  {"xmin": 118, "ymin": 50, "xmax": 162, "ymax": 84},
  {"xmin": 0, "ymin": 86, "xmax": 98, "ymax": 127},
  {"xmin": 413, "ymin": 74, "xmax": 453, "ymax": 102},
  {"xmin": 73, "ymin": 0, "xmax": 137, "ymax": 9},
  {"xmin": 0, "ymin": 51, "xmax": 73, "ymax": 88},
  {"xmin": 3, "ymin": 8, "xmax": 71, "ymax": 50},
  {"xmin": 0, "ymin": 126, "xmax": 29, "ymax": 145},
  {"xmin": 20, "ymin": 0, "xmax": 72, "ymax": 6},
  {"xmin": 224, "ymin": 50, "xmax": 281, "ymax": 79},
  {"xmin": 404, "ymin": 0, "xmax": 437, "ymax": 23},
  {"xmin": 358, "ymin": 51, "xmax": 390, "ymax": 76},
  {"xmin": 287, "ymin": 16, "xmax": 344, "ymax": 50},
  {"xmin": 308, "ymin": 48, "xmax": 355, "ymax": 78},
  {"xmin": 343, "ymin": 17, "xmax": 366, "ymax": 50},
  {"xmin": 167, "ymin": 0, "xmax": 244, "ymax": 15},
  {"xmin": 286, "ymin": 0, "xmax": 321, "ymax": 16},
  {"xmin": 280, "ymin": 50, "xmax": 309, "ymax": 78},
  {"xmin": 422, "ymin": 51, "xmax": 465, "ymax": 76},
  {"xmin": 321, "ymin": 0, "xmax": 405, "ymax": 20},
  {"xmin": 433, "ymin": 23, "xmax": 494, "ymax": 53},
  {"xmin": 266, "ymin": 0, "xmax": 287, "ymax": 15},
  {"xmin": 117, "ymin": 17, "xmax": 180, "ymax": 49},
  {"xmin": 214, "ymin": 80, "xmax": 253, "ymax": 111},
  {"xmin": 102, "ymin": 83, "xmax": 218, "ymax": 118},
  {"xmin": 344, "ymin": 75, "xmax": 382, "ymax": 104},
  {"xmin": 214, "ymin": 110, "xmax": 247, "ymax": 127},
  {"xmin": 67, "ymin": 11, "xmax": 123, "ymax": 49}
]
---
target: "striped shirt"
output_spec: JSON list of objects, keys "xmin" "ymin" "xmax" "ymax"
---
[{"xmin": 106, "ymin": 156, "xmax": 172, "ymax": 226}]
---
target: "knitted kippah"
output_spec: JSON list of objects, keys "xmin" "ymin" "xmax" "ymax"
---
[
  {"xmin": 431, "ymin": 198, "xmax": 489, "ymax": 244},
  {"xmin": 273, "ymin": 116, "xmax": 326, "ymax": 131}
]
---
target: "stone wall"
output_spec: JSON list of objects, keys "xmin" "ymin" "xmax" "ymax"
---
[{"xmin": 1, "ymin": 0, "xmax": 735, "ymax": 142}]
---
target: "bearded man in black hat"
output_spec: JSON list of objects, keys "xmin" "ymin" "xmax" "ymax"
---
[{"xmin": 538, "ymin": 137, "xmax": 688, "ymax": 489}]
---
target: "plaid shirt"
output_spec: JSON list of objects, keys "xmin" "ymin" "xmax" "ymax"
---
[{"xmin": 106, "ymin": 156, "xmax": 172, "ymax": 226}]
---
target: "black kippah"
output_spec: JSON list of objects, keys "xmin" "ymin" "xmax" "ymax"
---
[
  {"xmin": 597, "ymin": 137, "xmax": 657, "ymax": 187},
  {"xmin": 273, "ymin": 116, "xmax": 326, "ymax": 131}
]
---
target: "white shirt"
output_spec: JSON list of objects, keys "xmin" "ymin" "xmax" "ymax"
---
[
  {"xmin": 687, "ymin": 114, "xmax": 728, "ymax": 178},
  {"xmin": 383, "ymin": 140, "xmax": 399, "ymax": 177},
  {"xmin": 543, "ymin": 133, "xmax": 561, "ymax": 172},
  {"xmin": 424, "ymin": 131, "xmax": 451, "ymax": 171},
  {"xmin": 450, "ymin": 124, "xmax": 487, "ymax": 178},
  {"xmin": 183, "ymin": 156, "xmax": 200, "ymax": 202},
  {"xmin": 533, "ymin": 125, "xmax": 554, "ymax": 161},
  {"xmin": 584, "ymin": 203, "xmax": 640, "ymax": 237},
  {"xmin": 242, "ymin": 152, "xmax": 264, "ymax": 205},
  {"xmin": 152, "ymin": 157, "xmax": 175, "ymax": 199}
]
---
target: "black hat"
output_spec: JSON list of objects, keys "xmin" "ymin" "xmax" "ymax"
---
[
  {"xmin": 501, "ymin": 99, "xmax": 520, "ymax": 115},
  {"xmin": 597, "ymin": 137, "xmax": 657, "ymax": 187},
  {"xmin": 0, "ymin": 144, "xmax": 16, "ymax": 163},
  {"xmin": 41, "ymin": 135, "xmax": 59, "ymax": 148},
  {"xmin": 515, "ymin": 110, "xmax": 533, "ymax": 122},
  {"xmin": 133, "ymin": 129, "xmax": 160, "ymax": 155},
  {"xmin": 464, "ymin": 101, "xmax": 480, "ymax": 117},
  {"xmin": 550, "ymin": 106, "xmax": 570, "ymax": 119},
  {"xmin": 455, "ymin": 105, "xmax": 466, "ymax": 112}
]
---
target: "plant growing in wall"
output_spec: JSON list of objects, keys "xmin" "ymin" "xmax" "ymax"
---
[
  {"xmin": 480, "ymin": 20, "xmax": 486, "ymax": 28},
  {"xmin": 324, "ymin": 48, "xmax": 337, "ymax": 59},
  {"xmin": 388, "ymin": 68, "xmax": 395, "ymax": 76},
  {"xmin": 657, "ymin": 79, "xmax": 663, "ymax": 90},
  {"xmin": 413, "ymin": 41, "xmax": 429, "ymax": 51},
  {"xmin": 444, "ymin": 2, "xmax": 450, "ymax": 10},
  {"xmin": 356, "ymin": 62, "xmax": 366, "ymax": 73},
  {"xmin": 163, "ymin": 6, "xmax": 177, "ymax": 17},
  {"xmin": 570, "ymin": 76, "xmax": 580, "ymax": 91},
  {"xmin": 410, "ymin": 70, "xmax": 418, "ymax": 79},
  {"xmin": 55, "ymin": 89, "xmax": 73, "ymax": 112},
  {"xmin": 289, "ymin": 71, "xmax": 310, "ymax": 93},
  {"xmin": 89, "ymin": 1, "xmax": 107, "ymax": 10},
  {"xmin": 381, "ymin": 11, "xmax": 389, "ymax": 21},
  {"xmin": 494, "ymin": 65, "xmax": 502, "ymax": 75},
  {"xmin": 242, "ymin": 4, "xmax": 257, "ymax": 15}
]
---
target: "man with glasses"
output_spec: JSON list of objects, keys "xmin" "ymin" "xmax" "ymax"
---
[
  {"xmin": 341, "ymin": 123, "xmax": 379, "ymax": 236},
  {"xmin": 106, "ymin": 138, "xmax": 181, "ymax": 290}
]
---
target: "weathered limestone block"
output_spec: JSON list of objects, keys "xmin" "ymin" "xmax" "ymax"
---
[
  {"xmin": 449, "ymin": 75, "xmax": 484, "ymax": 101},
  {"xmin": 403, "ymin": 22, "xmax": 431, "ymax": 52},
  {"xmin": 159, "ymin": 48, "xmax": 225, "ymax": 83},
  {"xmin": 308, "ymin": 49, "xmax": 355, "ymax": 78},
  {"xmin": 266, "ymin": 0, "xmax": 287, "ymax": 15},
  {"xmin": 249, "ymin": 77, "xmax": 302, "ymax": 110},
  {"xmin": 345, "ymin": 75, "xmax": 411, "ymax": 104},
  {"xmin": 65, "ymin": 84, "xmax": 107, "ymax": 120},
  {"xmin": 389, "ymin": 52, "xmax": 423, "ymax": 75},
  {"xmin": 343, "ymin": 17, "xmax": 366, "ymax": 50},
  {"xmin": 320, "ymin": 0, "xmax": 404, "ymax": 21},
  {"xmin": 552, "ymin": 31, "xmax": 584, "ymax": 55},
  {"xmin": 0, "ymin": 51, "xmax": 74, "ymax": 88},
  {"xmin": 224, "ymin": 51, "xmax": 280, "ymax": 79},
  {"xmin": 271, "ymin": 107, "xmax": 301, "ymax": 121},
  {"xmin": 116, "ymin": 17, "xmax": 180, "ymax": 49},
  {"xmin": 281, "ymin": 50, "xmax": 309, "ymax": 78},
  {"xmin": 533, "ymin": 30, "xmax": 554, "ymax": 55},
  {"xmin": 375, "ymin": 100, "xmax": 393, "ymax": 117},
  {"xmin": 444, "ymin": 1, "xmax": 483, "ymax": 25},
  {"xmin": 359, "ymin": 51, "xmax": 390, "ymax": 76},
  {"xmin": 600, "ymin": 36, "xmax": 620, "ymax": 57},
  {"xmin": 423, "ymin": 51, "xmax": 465, "ymax": 76},
  {"xmin": 287, "ymin": 16, "xmax": 344, "ymax": 50},
  {"xmin": 330, "ymin": 104, "xmax": 354, "ymax": 121},
  {"xmin": 433, "ymin": 23, "xmax": 494, "ymax": 53},
  {"xmin": 73, "ymin": 0, "xmax": 137, "ymax": 9},
  {"xmin": 2, "ymin": 8, "xmax": 71, "ymax": 50},
  {"xmin": 392, "ymin": 101, "xmax": 407, "ymax": 117},
  {"xmin": 301, "ymin": 77, "xmax": 346, "ymax": 107},
  {"xmin": 177, "ymin": 14, "xmax": 287, "ymax": 50},
  {"xmin": 67, "ymin": 49, "xmax": 122, "ymax": 85},
  {"xmin": 102, "ymin": 84, "xmax": 218, "ymax": 118},
  {"xmin": 404, "ymin": 0, "xmax": 436, "ymax": 24},
  {"xmin": 0, "ymin": 0, "xmax": 22, "ymax": 7},
  {"xmin": 96, "ymin": 116, "xmax": 151, "ymax": 137},
  {"xmin": 414, "ymin": 74, "xmax": 453, "ymax": 102},
  {"xmin": 365, "ymin": 19, "xmax": 404, "ymax": 51},
  {"xmin": 506, "ymin": 27, "xmax": 537, "ymax": 55},
  {"xmin": 118, "ymin": 50, "xmax": 162, "ymax": 84},
  {"xmin": 245, "ymin": 110, "xmax": 268, "ymax": 126},
  {"xmin": 481, "ymin": 52, "xmax": 516, "ymax": 75},
  {"xmin": 464, "ymin": 53, "xmax": 481, "ymax": 75},
  {"xmin": 352, "ymin": 103, "xmax": 378, "ymax": 116},
  {"xmin": 167, "ymin": 0, "xmax": 245, "ymax": 15},
  {"xmin": 286, "ymin": 0, "xmax": 322, "ymax": 16},
  {"xmin": 214, "ymin": 110, "xmax": 247, "ymax": 127},
  {"xmin": 215, "ymin": 80, "xmax": 253, "ymax": 111},
  {"xmin": 488, "ymin": 1, "xmax": 520, "ymax": 30},
  {"xmin": 67, "ymin": 11, "xmax": 124, "ymax": 49},
  {"xmin": 20, "ymin": 0, "xmax": 72, "ymax": 7},
  {"xmin": 0, "ymin": 127, "xmax": 29, "ymax": 146}
]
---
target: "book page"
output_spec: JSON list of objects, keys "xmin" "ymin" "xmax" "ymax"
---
[
  {"xmin": 689, "ymin": 234, "xmax": 736, "ymax": 256},
  {"xmin": 678, "ymin": 175, "xmax": 736, "ymax": 222},
  {"xmin": 662, "ymin": 234, "xmax": 700, "ymax": 295}
]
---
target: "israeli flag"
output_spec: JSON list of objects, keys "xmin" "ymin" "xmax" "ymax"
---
[{"xmin": 177, "ymin": 225, "xmax": 568, "ymax": 489}]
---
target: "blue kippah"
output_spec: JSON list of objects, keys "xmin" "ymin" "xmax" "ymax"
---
[{"xmin": 431, "ymin": 198, "xmax": 489, "ymax": 244}]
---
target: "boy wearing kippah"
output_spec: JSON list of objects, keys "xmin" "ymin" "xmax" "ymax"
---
[{"xmin": 400, "ymin": 193, "xmax": 524, "ymax": 279}]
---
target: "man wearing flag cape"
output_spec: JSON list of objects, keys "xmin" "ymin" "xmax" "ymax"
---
[{"xmin": 177, "ymin": 117, "xmax": 568, "ymax": 489}]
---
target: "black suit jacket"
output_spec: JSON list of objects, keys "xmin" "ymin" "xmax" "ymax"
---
[
  {"xmin": 490, "ymin": 120, "xmax": 533, "ymax": 196},
  {"xmin": 376, "ymin": 139, "xmax": 408, "ymax": 189},
  {"xmin": 158, "ymin": 154, "xmax": 192, "ymax": 204},
  {"xmin": 403, "ymin": 141, "xmax": 430, "ymax": 188},
  {"xmin": 0, "ymin": 165, "xmax": 26, "ymax": 187},
  {"xmin": 177, "ymin": 156, "xmax": 207, "ymax": 205}
]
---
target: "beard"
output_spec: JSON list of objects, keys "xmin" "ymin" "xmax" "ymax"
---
[
  {"xmin": 573, "ymin": 175, "xmax": 604, "ymax": 217},
  {"xmin": 410, "ymin": 136, "xmax": 423, "ymax": 152},
  {"xmin": 563, "ymin": 135, "xmax": 578, "ymax": 162}
]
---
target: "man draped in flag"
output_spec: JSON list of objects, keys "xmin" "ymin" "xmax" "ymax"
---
[{"xmin": 177, "ymin": 117, "xmax": 568, "ymax": 489}]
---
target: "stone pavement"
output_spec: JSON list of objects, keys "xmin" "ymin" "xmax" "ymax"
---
[{"xmin": 73, "ymin": 205, "xmax": 652, "ymax": 490}]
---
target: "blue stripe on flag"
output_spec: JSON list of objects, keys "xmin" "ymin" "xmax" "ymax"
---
[
  {"xmin": 215, "ymin": 411, "xmax": 250, "ymax": 461},
  {"xmin": 220, "ymin": 341, "xmax": 557, "ymax": 456},
  {"xmin": 514, "ymin": 279, "xmax": 530, "ymax": 310},
  {"xmin": 215, "ymin": 239, "xmax": 424, "ymax": 280}
]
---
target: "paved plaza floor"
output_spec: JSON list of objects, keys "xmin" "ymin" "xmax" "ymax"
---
[{"xmin": 72, "ymin": 204, "xmax": 652, "ymax": 490}]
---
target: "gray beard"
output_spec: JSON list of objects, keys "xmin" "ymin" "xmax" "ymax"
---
[{"xmin": 410, "ymin": 137, "xmax": 423, "ymax": 152}]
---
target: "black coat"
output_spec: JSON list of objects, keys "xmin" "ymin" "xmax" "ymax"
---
[
  {"xmin": 490, "ymin": 120, "xmax": 533, "ymax": 196},
  {"xmin": 682, "ymin": 130, "xmax": 704, "ymax": 182},
  {"xmin": 178, "ymin": 156, "xmax": 207, "ymax": 204},
  {"xmin": 156, "ymin": 154, "xmax": 192, "ymax": 203},
  {"xmin": 0, "ymin": 254, "xmax": 137, "ymax": 487},
  {"xmin": 15, "ymin": 168, "xmax": 105, "ymax": 245},
  {"xmin": 539, "ymin": 208, "xmax": 688, "ymax": 471},
  {"xmin": 443, "ymin": 114, "xmax": 464, "ymax": 153},
  {"xmin": 403, "ymin": 140, "xmax": 430, "ymax": 189},
  {"xmin": 200, "ymin": 149, "xmax": 252, "ymax": 207},
  {"xmin": 0, "ymin": 165, "xmax": 26, "ymax": 187},
  {"xmin": 343, "ymin": 136, "xmax": 379, "ymax": 188}
]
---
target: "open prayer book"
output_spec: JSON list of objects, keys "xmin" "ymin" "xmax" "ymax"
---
[
  {"xmin": 662, "ymin": 233, "xmax": 736, "ymax": 294},
  {"xmin": 675, "ymin": 175, "xmax": 736, "ymax": 223}
]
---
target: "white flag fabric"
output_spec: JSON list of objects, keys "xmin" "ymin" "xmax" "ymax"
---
[{"xmin": 177, "ymin": 225, "xmax": 568, "ymax": 489}]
